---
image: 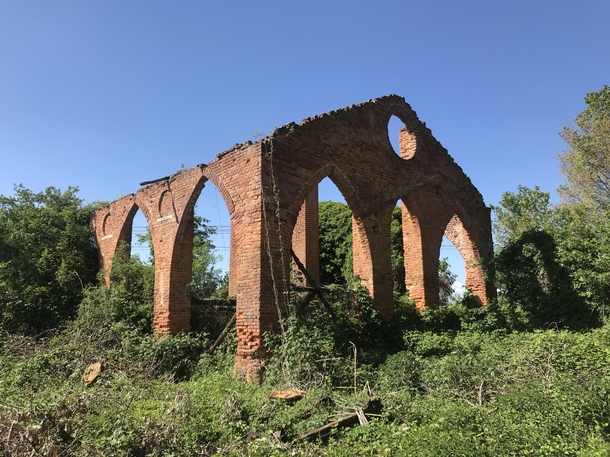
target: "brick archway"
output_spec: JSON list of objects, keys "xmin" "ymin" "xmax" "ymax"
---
[
  {"xmin": 93, "ymin": 94, "xmax": 495, "ymax": 380},
  {"xmin": 289, "ymin": 164, "xmax": 394, "ymax": 318}
]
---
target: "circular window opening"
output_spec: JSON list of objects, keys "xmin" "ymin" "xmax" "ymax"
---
[{"xmin": 387, "ymin": 115, "xmax": 417, "ymax": 159}]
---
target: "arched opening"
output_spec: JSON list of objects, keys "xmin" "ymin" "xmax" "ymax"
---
[
  {"xmin": 290, "ymin": 172, "xmax": 394, "ymax": 318},
  {"xmin": 188, "ymin": 179, "xmax": 234, "ymax": 339},
  {"xmin": 131, "ymin": 208, "xmax": 154, "ymax": 263},
  {"xmin": 318, "ymin": 177, "xmax": 353, "ymax": 286},
  {"xmin": 291, "ymin": 176, "xmax": 356, "ymax": 289},
  {"xmin": 440, "ymin": 235, "xmax": 467, "ymax": 305},
  {"xmin": 94, "ymin": 204, "xmax": 154, "ymax": 333},
  {"xmin": 390, "ymin": 202, "xmax": 406, "ymax": 294},
  {"xmin": 443, "ymin": 214, "xmax": 487, "ymax": 306},
  {"xmin": 392, "ymin": 203, "xmax": 466, "ymax": 301}
]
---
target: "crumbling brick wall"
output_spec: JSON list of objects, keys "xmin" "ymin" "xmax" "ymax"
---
[{"xmin": 92, "ymin": 94, "xmax": 495, "ymax": 381}]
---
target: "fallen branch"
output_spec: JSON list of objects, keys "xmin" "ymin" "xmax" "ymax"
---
[
  {"xmin": 209, "ymin": 313, "xmax": 236, "ymax": 353},
  {"xmin": 290, "ymin": 249, "xmax": 335, "ymax": 318},
  {"xmin": 296, "ymin": 397, "xmax": 382, "ymax": 442}
]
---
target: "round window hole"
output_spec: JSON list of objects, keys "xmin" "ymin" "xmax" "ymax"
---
[{"xmin": 387, "ymin": 115, "xmax": 417, "ymax": 159}]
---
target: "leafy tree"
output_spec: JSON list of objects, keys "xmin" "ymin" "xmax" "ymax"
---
[
  {"xmin": 491, "ymin": 88, "xmax": 610, "ymax": 326},
  {"xmin": 79, "ymin": 242, "xmax": 155, "ymax": 332},
  {"xmin": 491, "ymin": 185, "xmax": 554, "ymax": 248},
  {"xmin": 391, "ymin": 206, "xmax": 406, "ymax": 293},
  {"xmin": 495, "ymin": 229, "xmax": 589, "ymax": 329},
  {"xmin": 553, "ymin": 86, "xmax": 610, "ymax": 320},
  {"xmin": 552, "ymin": 203, "xmax": 610, "ymax": 320},
  {"xmin": 319, "ymin": 200, "xmax": 353, "ymax": 284},
  {"xmin": 492, "ymin": 185, "xmax": 602, "ymax": 328},
  {"xmin": 0, "ymin": 185, "xmax": 99, "ymax": 334},
  {"xmin": 439, "ymin": 257, "xmax": 457, "ymax": 305},
  {"xmin": 187, "ymin": 216, "xmax": 227, "ymax": 299},
  {"xmin": 558, "ymin": 85, "xmax": 610, "ymax": 211}
]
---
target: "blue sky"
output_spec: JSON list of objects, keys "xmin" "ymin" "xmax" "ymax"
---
[{"xmin": 1, "ymin": 1, "xmax": 609, "ymax": 283}]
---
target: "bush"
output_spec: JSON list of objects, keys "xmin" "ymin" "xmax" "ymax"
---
[{"xmin": 0, "ymin": 186, "xmax": 100, "ymax": 335}]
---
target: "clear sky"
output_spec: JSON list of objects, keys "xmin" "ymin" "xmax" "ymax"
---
[{"xmin": 1, "ymin": 1, "xmax": 609, "ymax": 283}]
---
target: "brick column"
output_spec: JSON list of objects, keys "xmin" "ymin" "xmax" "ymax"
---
[
  {"xmin": 402, "ymin": 204, "xmax": 442, "ymax": 310},
  {"xmin": 232, "ymin": 189, "xmax": 290, "ymax": 381},
  {"xmin": 292, "ymin": 186, "xmax": 320, "ymax": 285},
  {"xmin": 352, "ymin": 205, "xmax": 394, "ymax": 318},
  {"xmin": 149, "ymin": 208, "xmax": 194, "ymax": 335}
]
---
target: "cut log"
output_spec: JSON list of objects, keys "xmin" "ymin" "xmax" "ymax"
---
[
  {"xmin": 82, "ymin": 362, "xmax": 103, "ymax": 385},
  {"xmin": 269, "ymin": 389, "xmax": 305, "ymax": 403},
  {"xmin": 296, "ymin": 396, "xmax": 383, "ymax": 442}
]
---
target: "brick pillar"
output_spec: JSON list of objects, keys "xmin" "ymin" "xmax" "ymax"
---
[
  {"xmin": 292, "ymin": 186, "xmax": 320, "ymax": 285},
  {"xmin": 402, "ymin": 204, "xmax": 442, "ymax": 310},
  {"xmin": 352, "ymin": 205, "xmax": 394, "ymax": 319},
  {"xmin": 232, "ymin": 188, "xmax": 290, "ymax": 382},
  {"xmin": 151, "ymin": 207, "xmax": 194, "ymax": 335},
  {"xmin": 228, "ymin": 218, "xmax": 236, "ymax": 297}
]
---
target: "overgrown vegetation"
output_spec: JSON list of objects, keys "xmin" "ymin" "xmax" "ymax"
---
[
  {"xmin": 3, "ymin": 287, "xmax": 610, "ymax": 455},
  {"xmin": 0, "ymin": 185, "xmax": 100, "ymax": 335},
  {"xmin": 2, "ymin": 86, "xmax": 610, "ymax": 455}
]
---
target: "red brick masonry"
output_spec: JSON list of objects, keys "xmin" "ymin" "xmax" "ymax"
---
[{"xmin": 92, "ymin": 95, "xmax": 495, "ymax": 380}]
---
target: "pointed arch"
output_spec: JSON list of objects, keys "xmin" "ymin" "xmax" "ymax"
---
[
  {"xmin": 287, "ymin": 163, "xmax": 362, "ymax": 226},
  {"xmin": 199, "ymin": 164, "xmax": 235, "ymax": 214},
  {"xmin": 443, "ymin": 210, "xmax": 493, "ymax": 306},
  {"xmin": 289, "ymin": 164, "xmax": 394, "ymax": 317}
]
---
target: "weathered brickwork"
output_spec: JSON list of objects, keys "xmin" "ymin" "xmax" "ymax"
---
[
  {"xmin": 92, "ymin": 95, "xmax": 495, "ymax": 381},
  {"xmin": 292, "ymin": 187, "xmax": 320, "ymax": 285}
]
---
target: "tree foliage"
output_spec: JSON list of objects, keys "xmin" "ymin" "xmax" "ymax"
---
[
  {"xmin": 318, "ymin": 200, "xmax": 353, "ymax": 285},
  {"xmin": 187, "ymin": 216, "xmax": 228, "ymax": 300},
  {"xmin": 79, "ymin": 242, "xmax": 155, "ymax": 333},
  {"xmin": 391, "ymin": 206, "xmax": 406, "ymax": 293},
  {"xmin": 491, "ymin": 185, "xmax": 554, "ymax": 249},
  {"xmin": 439, "ymin": 257, "xmax": 457, "ymax": 306},
  {"xmin": 558, "ymin": 85, "xmax": 610, "ymax": 210},
  {"xmin": 493, "ymin": 185, "xmax": 605, "ymax": 328},
  {"xmin": 491, "ymin": 87, "xmax": 610, "ymax": 327},
  {"xmin": 0, "ymin": 185, "xmax": 99, "ymax": 335}
]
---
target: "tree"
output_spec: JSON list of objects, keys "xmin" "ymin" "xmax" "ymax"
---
[
  {"xmin": 391, "ymin": 206, "xmax": 406, "ymax": 293},
  {"xmin": 491, "ymin": 185, "xmax": 554, "ymax": 249},
  {"xmin": 553, "ymin": 86, "xmax": 610, "ymax": 321},
  {"xmin": 552, "ymin": 203, "xmax": 610, "ymax": 320},
  {"xmin": 558, "ymin": 85, "xmax": 610, "ymax": 211},
  {"xmin": 492, "ymin": 185, "xmax": 602, "ymax": 328},
  {"xmin": 439, "ymin": 257, "xmax": 457, "ymax": 305},
  {"xmin": 0, "ymin": 185, "xmax": 99, "ymax": 334},
  {"xmin": 187, "ymin": 216, "xmax": 227, "ymax": 299},
  {"xmin": 319, "ymin": 200, "xmax": 353, "ymax": 285},
  {"xmin": 77, "ymin": 241, "xmax": 155, "ymax": 332}
]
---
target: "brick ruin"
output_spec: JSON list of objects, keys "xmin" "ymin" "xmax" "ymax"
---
[{"xmin": 92, "ymin": 95, "xmax": 495, "ymax": 380}]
